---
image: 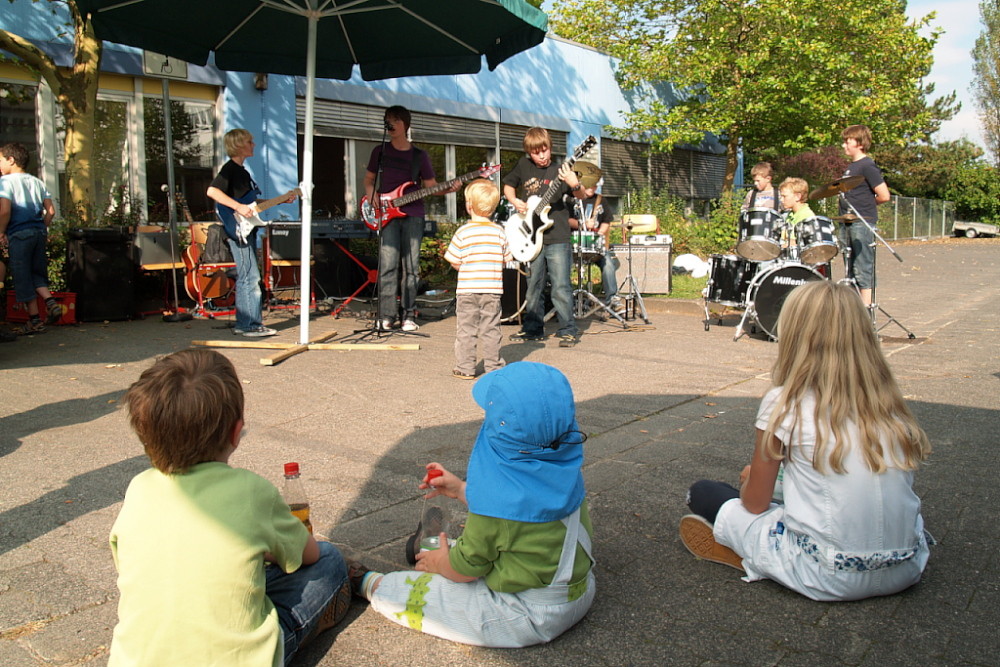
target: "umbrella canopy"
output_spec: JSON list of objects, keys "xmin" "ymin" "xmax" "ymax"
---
[
  {"xmin": 80, "ymin": 0, "xmax": 547, "ymax": 82},
  {"xmin": 76, "ymin": 0, "xmax": 548, "ymax": 342}
]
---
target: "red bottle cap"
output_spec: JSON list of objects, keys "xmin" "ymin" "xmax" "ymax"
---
[
  {"xmin": 284, "ymin": 462, "xmax": 300, "ymax": 476},
  {"xmin": 427, "ymin": 469, "xmax": 443, "ymax": 482}
]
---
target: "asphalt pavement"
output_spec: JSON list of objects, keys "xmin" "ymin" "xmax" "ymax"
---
[{"xmin": 1, "ymin": 238, "xmax": 997, "ymax": 666}]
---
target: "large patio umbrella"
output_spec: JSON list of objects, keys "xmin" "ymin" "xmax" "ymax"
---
[{"xmin": 77, "ymin": 0, "xmax": 548, "ymax": 343}]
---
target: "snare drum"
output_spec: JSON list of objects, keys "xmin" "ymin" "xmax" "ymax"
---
[
  {"xmin": 796, "ymin": 216, "xmax": 838, "ymax": 264},
  {"xmin": 706, "ymin": 254, "xmax": 758, "ymax": 307},
  {"xmin": 737, "ymin": 208, "xmax": 783, "ymax": 261},
  {"xmin": 572, "ymin": 231, "xmax": 605, "ymax": 258}
]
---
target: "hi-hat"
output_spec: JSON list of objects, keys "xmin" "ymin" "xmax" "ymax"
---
[
  {"xmin": 809, "ymin": 175, "xmax": 864, "ymax": 200},
  {"xmin": 573, "ymin": 161, "xmax": 602, "ymax": 189}
]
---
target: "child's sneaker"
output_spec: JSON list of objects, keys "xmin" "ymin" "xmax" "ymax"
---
[
  {"xmin": 401, "ymin": 319, "xmax": 419, "ymax": 332},
  {"xmin": 452, "ymin": 370, "xmax": 476, "ymax": 380},
  {"xmin": 346, "ymin": 558, "xmax": 371, "ymax": 599},
  {"xmin": 557, "ymin": 333, "xmax": 579, "ymax": 348},
  {"xmin": 17, "ymin": 319, "xmax": 46, "ymax": 335},
  {"xmin": 509, "ymin": 330, "xmax": 546, "ymax": 342},
  {"xmin": 314, "ymin": 580, "xmax": 352, "ymax": 636},
  {"xmin": 45, "ymin": 298, "xmax": 62, "ymax": 325},
  {"xmin": 679, "ymin": 514, "xmax": 744, "ymax": 571}
]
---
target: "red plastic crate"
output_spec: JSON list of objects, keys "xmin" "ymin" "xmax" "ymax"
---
[{"xmin": 6, "ymin": 291, "xmax": 77, "ymax": 325}]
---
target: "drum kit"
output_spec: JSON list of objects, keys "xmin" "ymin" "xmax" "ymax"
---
[{"xmin": 704, "ymin": 175, "xmax": 863, "ymax": 341}]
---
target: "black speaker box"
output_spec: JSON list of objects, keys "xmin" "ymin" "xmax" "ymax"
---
[
  {"xmin": 269, "ymin": 223, "xmax": 301, "ymax": 260},
  {"xmin": 311, "ymin": 238, "xmax": 375, "ymax": 298},
  {"xmin": 65, "ymin": 228, "xmax": 135, "ymax": 321}
]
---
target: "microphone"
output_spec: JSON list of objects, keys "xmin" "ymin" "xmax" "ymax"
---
[{"xmin": 384, "ymin": 121, "xmax": 394, "ymax": 132}]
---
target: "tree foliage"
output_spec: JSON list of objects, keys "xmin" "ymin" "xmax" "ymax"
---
[
  {"xmin": 941, "ymin": 161, "xmax": 1000, "ymax": 223},
  {"xmin": 550, "ymin": 0, "xmax": 956, "ymax": 192},
  {"xmin": 0, "ymin": 0, "xmax": 102, "ymax": 225},
  {"xmin": 972, "ymin": 0, "xmax": 1000, "ymax": 166}
]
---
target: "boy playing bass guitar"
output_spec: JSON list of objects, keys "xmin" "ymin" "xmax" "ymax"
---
[{"xmin": 206, "ymin": 129, "xmax": 297, "ymax": 338}]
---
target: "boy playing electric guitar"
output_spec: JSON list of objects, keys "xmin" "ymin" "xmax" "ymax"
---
[
  {"xmin": 502, "ymin": 128, "xmax": 586, "ymax": 348},
  {"xmin": 206, "ymin": 129, "xmax": 297, "ymax": 338}
]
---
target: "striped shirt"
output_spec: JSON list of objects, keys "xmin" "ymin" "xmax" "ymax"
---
[{"xmin": 444, "ymin": 220, "xmax": 511, "ymax": 295}]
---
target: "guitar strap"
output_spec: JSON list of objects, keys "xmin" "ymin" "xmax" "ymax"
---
[{"xmin": 410, "ymin": 147, "xmax": 425, "ymax": 183}]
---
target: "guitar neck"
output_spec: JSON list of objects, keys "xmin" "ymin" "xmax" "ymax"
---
[
  {"xmin": 255, "ymin": 189, "xmax": 300, "ymax": 215},
  {"xmin": 536, "ymin": 136, "xmax": 598, "ymax": 210},
  {"xmin": 392, "ymin": 170, "xmax": 479, "ymax": 207}
]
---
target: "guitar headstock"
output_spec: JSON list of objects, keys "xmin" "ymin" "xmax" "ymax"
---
[
  {"xmin": 570, "ymin": 136, "xmax": 598, "ymax": 163},
  {"xmin": 478, "ymin": 163, "xmax": 502, "ymax": 178}
]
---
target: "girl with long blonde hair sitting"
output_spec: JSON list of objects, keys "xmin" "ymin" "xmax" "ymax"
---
[{"xmin": 681, "ymin": 280, "xmax": 932, "ymax": 601}]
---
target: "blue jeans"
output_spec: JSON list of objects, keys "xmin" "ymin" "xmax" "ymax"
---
[
  {"xmin": 378, "ymin": 216, "xmax": 423, "ymax": 321},
  {"xmin": 595, "ymin": 251, "xmax": 619, "ymax": 300},
  {"xmin": 837, "ymin": 222, "xmax": 875, "ymax": 289},
  {"xmin": 227, "ymin": 234, "xmax": 263, "ymax": 330},
  {"xmin": 266, "ymin": 541, "xmax": 349, "ymax": 665},
  {"xmin": 8, "ymin": 227, "xmax": 48, "ymax": 304},
  {"xmin": 523, "ymin": 242, "xmax": 577, "ymax": 338}
]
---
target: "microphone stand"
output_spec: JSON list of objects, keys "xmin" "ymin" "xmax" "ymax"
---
[{"xmin": 837, "ymin": 194, "xmax": 915, "ymax": 339}]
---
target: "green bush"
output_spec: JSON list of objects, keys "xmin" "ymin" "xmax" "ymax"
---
[{"xmin": 621, "ymin": 186, "xmax": 738, "ymax": 257}]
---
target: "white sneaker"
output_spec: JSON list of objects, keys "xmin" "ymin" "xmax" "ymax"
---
[
  {"xmin": 401, "ymin": 319, "xmax": 419, "ymax": 332},
  {"xmin": 378, "ymin": 319, "xmax": 394, "ymax": 330},
  {"xmin": 242, "ymin": 326, "xmax": 277, "ymax": 337}
]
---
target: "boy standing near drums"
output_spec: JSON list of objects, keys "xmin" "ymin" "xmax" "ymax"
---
[
  {"xmin": 741, "ymin": 162, "xmax": 780, "ymax": 212},
  {"xmin": 839, "ymin": 124, "xmax": 890, "ymax": 307}
]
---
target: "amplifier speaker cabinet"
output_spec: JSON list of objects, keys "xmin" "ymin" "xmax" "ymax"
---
[
  {"xmin": 65, "ymin": 228, "xmax": 135, "ymax": 321},
  {"xmin": 269, "ymin": 223, "xmax": 302, "ymax": 260},
  {"xmin": 610, "ymin": 244, "xmax": 672, "ymax": 294}
]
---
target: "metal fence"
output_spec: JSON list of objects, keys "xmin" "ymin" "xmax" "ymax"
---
[{"xmin": 815, "ymin": 196, "xmax": 956, "ymax": 241}]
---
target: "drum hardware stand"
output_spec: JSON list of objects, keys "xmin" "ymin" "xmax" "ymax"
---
[
  {"xmin": 572, "ymin": 226, "xmax": 627, "ymax": 327},
  {"xmin": 836, "ymin": 193, "xmax": 916, "ymax": 340},
  {"xmin": 617, "ymin": 221, "xmax": 651, "ymax": 324}
]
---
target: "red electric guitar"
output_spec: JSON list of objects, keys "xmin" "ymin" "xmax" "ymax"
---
[{"xmin": 360, "ymin": 163, "xmax": 501, "ymax": 230}]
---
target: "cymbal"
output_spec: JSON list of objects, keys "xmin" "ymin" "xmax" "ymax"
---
[
  {"xmin": 808, "ymin": 175, "xmax": 864, "ymax": 201},
  {"xmin": 573, "ymin": 161, "xmax": 602, "ymax": 189}
]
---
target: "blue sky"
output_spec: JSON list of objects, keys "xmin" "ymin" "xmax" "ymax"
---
[{"xmin": 907, "ymin": 0, "xmax": 986, "ymax": 148}]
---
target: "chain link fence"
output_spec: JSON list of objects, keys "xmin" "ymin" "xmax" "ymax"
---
[{"xmin": 814, "ymin": 196, "xmax": 956, "ymax": 241}]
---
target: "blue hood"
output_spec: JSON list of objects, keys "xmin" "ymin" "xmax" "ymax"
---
[{"xmin": 466, "ymin": 362, "xmax": 585, "ymax": 522}]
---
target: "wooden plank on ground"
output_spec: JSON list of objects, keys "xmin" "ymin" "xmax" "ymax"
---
[
  {"xmin": 192, "ymin": 340, "xmax": 292, "ymax": 349},
  {"xmin": 259, "ymin": 331, "xmax": 339, "ymax": 366},
  {"xmin": 307, "ymin": 343, "xmax": 420, "ymax": 351}
]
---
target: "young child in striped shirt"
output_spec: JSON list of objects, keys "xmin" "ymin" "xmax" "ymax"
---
[{"xmin": 443, "ymin": 179, "xmax": 512, "ymax": 379}]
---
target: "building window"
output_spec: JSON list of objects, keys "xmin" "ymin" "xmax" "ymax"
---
[{"xmin": 143, "ymin": 96, "xmax": 215, "ymax": 221}]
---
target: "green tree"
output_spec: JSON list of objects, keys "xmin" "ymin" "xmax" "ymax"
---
[
  {"xmin": 550, "ymin": 0, "xmax": 955, "ymax": 192},
  {"xmin": 972, "ymin": 0, "xmax": 1000, "ymax": 166},
  {"xmin": 0, "ymin": 0, "xmax": 102, "ymax": 224},
  {"xmin": 942, "ymin": 161, "xmax": 1000, "ymax": 223},
  {"xmin": 877, "ymin": 138, "xmax": 984, "ymax": 199}
]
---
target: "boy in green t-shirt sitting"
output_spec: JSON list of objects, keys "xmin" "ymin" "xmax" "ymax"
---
[
  {"xmin": 351, "ymin": 361, "xmax": 596, "ymax": 647},
  {"xmin": 109, "ymin": 349, "xmax": 351, "ymax": 666}
]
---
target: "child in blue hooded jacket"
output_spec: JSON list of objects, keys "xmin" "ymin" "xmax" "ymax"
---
[{"xmin": 353, "ymin": 361, "xmax": 596, "ymax": 647}]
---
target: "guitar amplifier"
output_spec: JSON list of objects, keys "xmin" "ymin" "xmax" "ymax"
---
[
  {"xmin": 134, "ymin": 231, "xmax": 181, "ymax": 266},
  {"xmin": 269, "ymin": 223, "xmax": 302, "ymax": 260},
  {"xmin": 610, "ymin": 244, "xmax": 672, "ymax": 294}
]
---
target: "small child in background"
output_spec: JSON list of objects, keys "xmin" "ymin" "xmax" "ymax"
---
[
  {"xmin": 352, "ymin": 361, "xmax": 596, "ymax": 647},
  {"xmin": 109, "ymin": 349, "xmax": 351, "ymax": 666},
  {"xmin": 681, "ymin": 281, "xmax": 932, "ymax": 602},
  {"xmin": 443, "ymin": 179, "xmax": 511, "ymax": 379},
  {"xmin": 0, "ymin": 142, "xmax": 59, "ymax": 335}
]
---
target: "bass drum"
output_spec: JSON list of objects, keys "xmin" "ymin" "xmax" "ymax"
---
[{"xmin": 747, "ymin": 262, "xmax": 824, "ymax": 339}]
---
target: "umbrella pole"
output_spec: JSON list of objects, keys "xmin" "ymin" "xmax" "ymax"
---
[
  {"xmin": 160, "ymin": 78, "xmax": 192, "ymax": 323},
  {"xmin": 297, "ymin": 12, "xmax": 319, "ymax": 345}
]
